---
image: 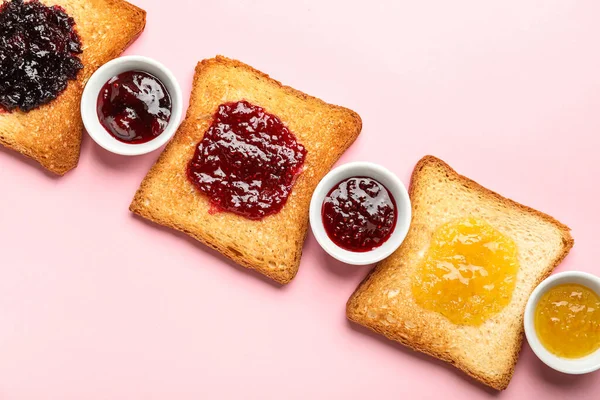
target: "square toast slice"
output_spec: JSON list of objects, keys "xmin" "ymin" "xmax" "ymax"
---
[
  {"xmin": 130, "ymin": 56, "xmax": 362, "ymax": 284},
  {"xmin": 347, "ymin": 156, "xmax": 574, "ymax": 390},
  {"xmin": 0, "ymin": 0, "xmax": 146, "ymax": 175}
]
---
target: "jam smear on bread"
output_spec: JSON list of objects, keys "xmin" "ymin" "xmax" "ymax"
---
[
  {"xmin": 187, "ymin": 100, "xmax": 307, "ymax": 220},
  {"xmin": 0, "ymin": 0, "xmax": 83, "ymax": 112}
]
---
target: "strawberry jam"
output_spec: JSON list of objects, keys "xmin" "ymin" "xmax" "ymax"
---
[
  {"xmin": 187, "ymin": 101, "xmax": 307, "ymax": 220},
  {"xmin": 0, "ymin": 0, "xmax": 83, "ymax": 112},
  {"xmin": 322, "ymin": 177, "xmax": 397, "ymax": 252},
  {"xmin": 97, "ymin": 70, "xmax": 172, "ymax": 144}
]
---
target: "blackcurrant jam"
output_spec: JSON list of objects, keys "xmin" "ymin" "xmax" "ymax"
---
[{"xmin": 0, "ymin": 0, "xmax": 83, "ymax": 112}]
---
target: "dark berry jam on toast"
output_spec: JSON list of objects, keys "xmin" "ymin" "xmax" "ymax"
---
[{"xmin": 0, "ymin": 0, "xmax": 83, "ymax": 112}]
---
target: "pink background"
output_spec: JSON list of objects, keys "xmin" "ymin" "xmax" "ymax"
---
[{"xmin": 1, "ymin": 0, "xmax": 599, "ymax": 398}]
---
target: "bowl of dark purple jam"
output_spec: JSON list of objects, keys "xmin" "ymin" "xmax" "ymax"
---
[
  {"xmin": 309, "ymin": 162, "xmax": 412, "ymax": 265},
  {"xmin": 80, "ymin": 55, "xmax": 183, "ymax": 156}
]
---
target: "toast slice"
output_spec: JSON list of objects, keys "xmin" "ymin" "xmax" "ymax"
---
[
  {"xmin": 347, "ymin": 156, "xmax": 574, "ymax": 390},
  {"xmin": 130, "ymin": 56, "xmax": 362, "ymax": 284},
  {"xmin": 0, "ymin": 0, "xmax": 146, "ymax": 175}
]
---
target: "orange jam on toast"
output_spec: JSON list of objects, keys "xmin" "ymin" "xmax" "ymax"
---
[
  {"xmin": 412, "ymin": 218, "xmax": 519, "ymax": 326},
  {"xmin": 535, "ymin": 284, "xmax": 600, "ymax": 358}
]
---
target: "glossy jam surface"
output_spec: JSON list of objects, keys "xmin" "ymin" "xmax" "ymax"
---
[
  {"xmin": 0, "ymin": 0, "xmax": 83, "ymax": 112},
  {"xmin": 322, "ymin": 177, "xmax": 397, "ymax": 252},
  {"xmin": 187, "ymin": 101, "xmax": 307, "ymax": 220},
  {"xmin": 535, "ymin": 283, "xmax": 600, "ymax": 359},
  {"xmin": 97, "ymin": 70, "xmax": 172, "ymax": 144},
  {"xmin": 412, "ymin": 218, "xmax": 519, "ymax": 326}
]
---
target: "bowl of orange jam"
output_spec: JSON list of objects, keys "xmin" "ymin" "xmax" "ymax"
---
[{"xmin": 524, "ymin": 271, "xmax": 600, "ymax": 374}]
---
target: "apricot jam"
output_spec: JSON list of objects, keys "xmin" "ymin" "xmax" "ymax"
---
[
  {"xmin": 412, "ymin": 218, "xmax": 519, "ymax": 326},
  {"xmin": 535, "ymin": 284, "xmax": 600, "ymax": 358}
]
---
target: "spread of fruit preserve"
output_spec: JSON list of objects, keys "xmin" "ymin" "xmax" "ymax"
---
[
  {"xmin": 97, "ymin": 70, "xmax": 172, "ymax": 144},
  {"xmin": 535, "ymin": 283, "xmax": 600, "ymax": 358},
  {"xmin": 412, "ymin": 218, "xmax": 519, "ymax": 326},
  {"xmin": 322, "ymin": 177, "xmax": 397, "ymax": 252},
  {"xmin": 0, "ymin": 0, "xmax": 83, "ymax": 112},
  {"xmin": 187, "ymin": 100, "xmax": 307, "ymax": 220}
]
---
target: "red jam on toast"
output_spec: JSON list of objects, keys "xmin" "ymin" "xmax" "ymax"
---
[{"xmin": 187, "ymin": 100, "xmax": 307, "ymax": 220}]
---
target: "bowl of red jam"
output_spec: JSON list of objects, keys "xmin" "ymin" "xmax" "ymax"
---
[
  {"xmin": 81, "ymin": 55, "xmax": 183, "ymax": 155},
  {"xmin": 309, "ymin": 162, "xmax": 411, "ymax": 265}
]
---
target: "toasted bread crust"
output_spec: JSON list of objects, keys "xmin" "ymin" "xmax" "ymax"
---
[
  {"xmin": 0, "ymin": 0, "xmax": 146, "ymax": 175},
  {"xmin": 347, "ymin": 155, "xmax": 574, "ymax": 390},
  {"xmin": 130, "ymin": 56, "xmax": 362, "ymax": 284}
]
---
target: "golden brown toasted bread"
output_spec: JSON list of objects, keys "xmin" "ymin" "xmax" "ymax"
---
[
  {"xmin": 347, "ymin": 155, "xmax": 573, "ymax": 390},
  {"xmin": 0, "ymin": 0, "xmax": 146, "ymax": 175},
  {"xmin": 130, "ymin": 56, "xmax": 362, "ymax": 284}
]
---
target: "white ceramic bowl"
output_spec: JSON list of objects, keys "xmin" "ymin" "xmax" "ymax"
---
[
  {"xmin": 524, "ymin": 271, "xmax": 600, "ymax": 374},
  {"xmin": 309, "ymin": 162, "xmax": 411, "ymax": 265},
  {"xmin": 81, "ymin": 55, "xmax": 183, "ymax": 156}
]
